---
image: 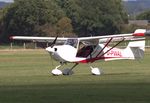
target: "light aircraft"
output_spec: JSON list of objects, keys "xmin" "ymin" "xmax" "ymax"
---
[{"xmin": 10, "ymin": 29, "xmax": 150, "ymax": 76}]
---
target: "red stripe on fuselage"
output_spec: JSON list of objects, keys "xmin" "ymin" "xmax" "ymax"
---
[{"xmin": 78, "ymin": 56, "xmax": 128, "ymax": 63}]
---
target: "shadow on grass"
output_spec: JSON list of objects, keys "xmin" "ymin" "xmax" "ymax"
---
[{"xmin": 0, "ymin": 83, "xmax": 150, "ymax": 103}]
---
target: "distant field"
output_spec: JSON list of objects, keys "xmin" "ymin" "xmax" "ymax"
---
[{"xmin": 0, "ymin": 49, "xmax": 150, "ymax": 103}]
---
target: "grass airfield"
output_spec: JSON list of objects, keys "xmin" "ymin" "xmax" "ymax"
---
[{"xmin": 0, "ymin": 49, "xmax": 150, "ymax": 103}]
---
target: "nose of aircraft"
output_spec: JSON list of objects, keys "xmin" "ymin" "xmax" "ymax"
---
[{"xmin": 46, "ymin": 47, "xmax": 57, "ymax": 53}]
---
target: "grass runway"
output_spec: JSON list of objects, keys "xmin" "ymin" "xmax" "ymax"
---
[{"xmin": 0, "ymin": 49, "xmax": 150, "ymax": 103}]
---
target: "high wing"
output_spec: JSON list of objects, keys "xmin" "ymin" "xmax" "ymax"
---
[
  {"xmin": 10, "ymin": 29, "xmax": 150, "ymax": 44},
  {"xmin": 78, "ymin": 29, "xmax": 148, "ymax": 44},
  {"xmin": 10, "ymin": 36, "xmax": 69, "ymax": 44}
]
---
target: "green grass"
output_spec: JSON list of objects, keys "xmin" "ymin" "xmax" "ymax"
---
[{"xmin": 0, "ymin": 49, "xmax": 150, "ymax": 103}]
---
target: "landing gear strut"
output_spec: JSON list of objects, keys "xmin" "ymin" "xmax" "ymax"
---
[{"xmin": 51, "ymin": 63, "xmax": 102, "ymax": 76}]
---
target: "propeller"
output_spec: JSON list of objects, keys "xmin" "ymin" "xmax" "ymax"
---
[{"xmin": 49, "ymin": 36, "xmax": 58, "ymax": 48}]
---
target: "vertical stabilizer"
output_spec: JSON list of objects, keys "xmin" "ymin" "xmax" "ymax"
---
[{"xmin": 126, "ymin": 40, "xmax": 145, "ymax": 59}]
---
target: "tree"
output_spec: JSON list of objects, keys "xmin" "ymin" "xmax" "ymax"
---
[
  {"xmin": 58, "ymin": 0, "xmax": 127, "ymax": 36},
  {"xmin": 1, "ymin": 0, "xmax": 128, "ymax": 42},
  {"xmin": 56, "ymin": 17, "xmax": 74, "ymax": 36},
  {"xmin": 1, "ymin": 0, "xmax": 66, "ymax": 42},
  {"xmin": 136, "ymin": 10, "xmax": 150, "ymax": 20}
]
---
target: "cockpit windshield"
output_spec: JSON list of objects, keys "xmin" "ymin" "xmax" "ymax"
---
[{"xmin": 65, "ymin": 39, "xmax": 78, "ymax": 48}]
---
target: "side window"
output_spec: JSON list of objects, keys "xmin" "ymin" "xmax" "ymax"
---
[{"xmin": 65, "ymin": 39, "xmax": 78, "ymax": 48}]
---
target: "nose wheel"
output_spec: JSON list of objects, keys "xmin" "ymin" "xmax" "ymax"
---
[
  {"xmin": 51, "ymin": 63, "xmax": 78, "ymax": 76},
  {"xmin": 51, "ymin": 65, "xmax": 62, "ymax": 76}
]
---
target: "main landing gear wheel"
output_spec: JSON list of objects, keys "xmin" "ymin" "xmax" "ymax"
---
[
  {"xmin": 62, "ymin": 68, "xmax": 74, "ymax": 75},
  {"xmin": 62, "ymin": 63, "xmax": 78, "ymax": 75},
  {"xmin": 90, "ymin": 66, "xmax": 103, "ymax": 75}
]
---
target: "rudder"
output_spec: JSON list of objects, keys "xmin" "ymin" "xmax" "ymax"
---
[{"xmin": 126, "ymin": 40, "xmax": 145, "ymax": 59}]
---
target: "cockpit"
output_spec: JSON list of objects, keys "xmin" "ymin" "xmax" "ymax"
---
[
  {"xmin": 64, "ymin": 38, "xmax": 99, "ymax": 58},
  {"xmin": 76, "ymin": 40, "xmax": 99, "ymax": 57}
]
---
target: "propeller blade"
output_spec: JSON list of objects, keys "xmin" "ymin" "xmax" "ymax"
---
[{"xmin": 50, "ymin": 36, "xmax": 58, "ymax": 47}]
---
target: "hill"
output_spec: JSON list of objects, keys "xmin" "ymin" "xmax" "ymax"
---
[
  {"xmin": 0, "ymin": 2, "xmax": 11, "ymax": 8},
  {"xmin": 123, "ymin": 0, "xmax": 150, "ymax": 15}
]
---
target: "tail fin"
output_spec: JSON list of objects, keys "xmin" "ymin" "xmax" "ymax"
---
[{"xmin": 126, "ymin": 40, "xmax": 145, "ymax": 59}]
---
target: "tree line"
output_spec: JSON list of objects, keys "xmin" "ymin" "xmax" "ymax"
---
[
  {"xmin": 0, "ymin": 0, "xmax": 127, "ymax": 43},
  {"xmin": 136, "ymin": 10, "xmax": 150, "ymax": 20}
]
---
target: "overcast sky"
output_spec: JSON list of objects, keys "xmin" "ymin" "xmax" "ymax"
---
[
  {"xmin": 0, "ymin": 0, "xmax": 137, "ymax": 3},
  {"xmin": 123, "ymin": 0, "xmax": 136, "ymax": 1},
  {"xmin": 0, "ymin": 0, "xmax": 137, "ymax": 2},
  {"xmin": 0, "ymin": 0, "xmax": 14, "ymax": 2}
]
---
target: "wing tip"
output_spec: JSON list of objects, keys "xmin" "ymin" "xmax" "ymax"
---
[
  {"xmin": 133, "ymin": 29, "xmax": 150, "ymax": 37},
  {"xmin": 133, "ymin": 33, "xmax": 145, "ymax": 37},
  {"xmin": 9, "ymin": 36, "xmax": 14, "ymax": 40}
]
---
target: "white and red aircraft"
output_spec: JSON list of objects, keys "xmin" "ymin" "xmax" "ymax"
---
[{"xmin": 10, "ymin": 29, "xmax": 150, "ymax": 75}]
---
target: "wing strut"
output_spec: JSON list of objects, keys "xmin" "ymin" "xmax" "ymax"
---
[
  {"xmin": 95, "ymin": 37, "xmax": 113, "ymax": 58},
  {"xmin": 99, "ymin": 38, "xmax": 125, "ymax": 58},
  {"xmin": 90, "ymin": 37, "xmax": 125, "ymax": 63}
]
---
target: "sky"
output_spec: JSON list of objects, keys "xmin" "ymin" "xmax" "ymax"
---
[
  {"xmin": 0, "ymin": 0, "xmax": 14, "ymax": 2},
  {"xmin": 0, "ymin": 0, "xmax": 137, "ymax": 2},
  {"xmin": 123, "ymin": 0, "xmax": 137, "ymax": 1},
  {"xmin": 0, "ymin": 0, "xmax": 137, "ymax": 3}
]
